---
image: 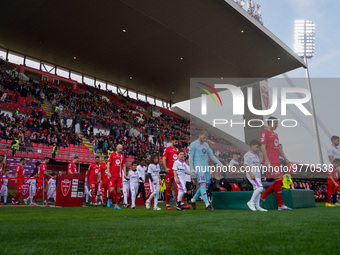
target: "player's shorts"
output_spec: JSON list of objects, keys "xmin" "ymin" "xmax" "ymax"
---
[
  {"xmin": 265, "ymin": 163, "xmax": 283, "ymax": 178},
  {"xmin": 149, "ymin": 179, "xmax": 159, "ymax": 193},
  {"xmin": 17, "ymin": 179, "xmax": 24, "ymax": 190},
  {"xmin": 186, "ymin": 181, "xmax": 193, "ymax": 192},
  {"xmin": 327, "ymin": 179, "xmax": 340, "ymax": 194},
  {"xmin": 109, "ymin": 176, "xmax": 122, "ymax": 189},
  {"xmin": 165, "ymin": 171, "xmax": 174, "ymax": 185},
  {"xmin": 247, "ymin": 177, "xmax": 263, "ymax": 190},
  {"xmin": 196, "ymin": 171, "xmax": 211, "ymax": 184},
  {"xmin": 37, "ymin": 179, "xmax": 46, "ymax": 190},
  {"xmin": 89, "ymin": 181, "xmax": 98, "ymax": 190}
]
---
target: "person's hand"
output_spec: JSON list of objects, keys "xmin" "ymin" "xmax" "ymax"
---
[
  {"xmin": 153, "ymin": 181, "xmax": 156, "ymax": 185},
  {"xmin": 100, "ymin": 180, "xmax": 102, "ymax": 185},
  {"xmin": 15, "ymin": 179, "xmax": 17, "ymax": 184},
  {"xmin": 175, "ymin": 178, "xmax": 180, "ymax": 184},
  {"xmin": 164, "ymin": 167, "xmax": 169, "ymax": 173},
  {"xmin": 264, "ymin": 160, "xmax": 270, "ymax": 169},
  {"xmin": 335, "ymin": 183, "xmax": 339, "ymax": 188}
]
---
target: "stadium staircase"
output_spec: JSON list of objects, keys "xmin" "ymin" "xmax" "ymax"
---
[
  {"xmin": 41, "ymin": 100, "xmax": 53, "ymax": 118},
  {"xmin": 79, "ymin": 133, "xmax": 94, "ymax": 154}
]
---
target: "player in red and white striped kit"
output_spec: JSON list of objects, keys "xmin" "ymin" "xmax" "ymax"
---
[{"xmin": 87, "ymin": 156, "xmax": 101, "ymax": 206}]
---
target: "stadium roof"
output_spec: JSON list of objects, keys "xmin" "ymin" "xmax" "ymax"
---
[{"xmin": 0, "ymin": 0, "xmax": 306, "ymax": 103}]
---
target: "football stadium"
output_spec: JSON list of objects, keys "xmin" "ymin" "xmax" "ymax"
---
[{"xmin": 1, "ymin": 0, "xmax": 340, "ymax": 254}]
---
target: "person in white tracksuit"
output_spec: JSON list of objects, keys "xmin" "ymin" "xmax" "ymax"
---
[
  {"xmin": 173, "ymin": 150, "xmax": 191, "ymax": 211},
  {"xmin": 47, "ymin": 173, "xmax": 57, "ymax": 201},
  {"xmin": 122, "ymin": 169, "xmax": 130, "ymax": 207},
  {"xmin": 0, "ymin": 170, "xmax": 9, "ymax": 204},
  {"xmin": 146, "ymin": 154, "xmax": 162, "ymax": 211},
  {"xmin": 125, "ymin": 162, "xmax": 143, "ymax": 209},
  {"xmin": 25, "ymin": 172, "xmax": 37, "ymax": 205}
]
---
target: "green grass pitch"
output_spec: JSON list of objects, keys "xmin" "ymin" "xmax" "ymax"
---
[{"xmin": 0, "ymin": 202, "xmax": 339, "ymax": 255}]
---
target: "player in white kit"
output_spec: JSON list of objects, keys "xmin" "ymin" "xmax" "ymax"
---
[
  {"xmin": 173, "ymin": 150, "xmax": 191, "ymax": 211},
  {"xmin": 47, "ymin": 173, "xmax": 57, "ymax": 202},
  {"xmin": 125, "ymin": 162, "xmax": 142, "ymax": 209},
  {"xmin": 0, "ymin": 169, "xmax": 9, "ymax": 204},
  {"xmin": 244, "ymin": 139, "xmax": 267, "ymax": 212},
  {"xmin": 24, "ymin": 172, "xmax": 38, "ymax": 205},
  {"xmin": 122, "ymin": 168, "xmax": 130, "ymax": 208},
  {"xmin": 146, "ymin": 154, "xmax": 162, "ymax": 211}
]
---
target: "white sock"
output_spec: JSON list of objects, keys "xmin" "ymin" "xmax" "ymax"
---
[
  {"xmin": 205, "ymin": 203, "xmax": 210, "ymax": 207},
  {"xmin": 191, "ymin": 198, "xmax": 196, "ymax": 203}
]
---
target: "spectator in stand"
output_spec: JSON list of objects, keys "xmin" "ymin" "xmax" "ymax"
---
[
  {"xmin": 98, "ymin": 137, "xmax": 104, "ymax": 156},
  {"xmin": 25, "ymin": 139, "xmax": 34, "ymax": 154}
]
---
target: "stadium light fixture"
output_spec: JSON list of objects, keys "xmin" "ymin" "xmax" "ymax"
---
[
  {"xmin": 294, "ymin": 20, "xmax": 323, "ymax": 164},
  {"xmin": 294, "ymin": 20, "xmax": 315, "ymax": 59}
]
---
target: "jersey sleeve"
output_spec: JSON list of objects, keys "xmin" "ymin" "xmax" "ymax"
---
[
  {"xmin": 189, "ymin": 144, "xmax": 194, "ymax": 170},
  {"xmin": 260, "ymin": 131, "xmax": 267, "ymax": 144},
  {"xmin": 15, "ymin": 166, "xmax": 20, "ymax": 173},
  {"xmin": 172, "ymin": 161, "xmax": 178, "ymax": 171},
  {"xmin": 244, "ymin": 154, "xmax": 251, "ymax": 166},
  {"xmin": 327, "ymin": 148, "xmax": 334, "ymax": 157},
  {"xmin": 108, "ymin": 153, "xmax": 113, "ymax": 163},
  {"xmin": 41, "ymin": 164, "xmax": 46, "ymax": 172},
  {"xmin": 122, "ymin": 155, "xmax": 126, "ymax": 165},
  {"xmin": 68, "ymin": 163, "xmax": 72, "ymax": 170},
  {"xmin": 162, "ymin": 147, "xmax": 168, "ymax": 157},
  {"xmin": 147, "ymin": 165, "xmax": 153, "ymax": 174}
]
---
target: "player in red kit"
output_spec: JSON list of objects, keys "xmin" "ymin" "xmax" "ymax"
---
[
  {"xmin": 33, "ymin": 157, "xmax": 51, "ymax": 205},
  {"xmin": 107, "ymin": 144, "xmax": 126, "ymax": 209},
  {"xmin": 68, "ymin": 156, "xmax": 79, "ymax": 174},
  {"xmin": 162, "ymin": 136, "xmax": 179, "ymax": 210},
  {"xmin": 99, "ymin": 156, "xmax": 109, "ymax": 207},
  {"xmin": 260, "ymin": 117, "xmax": 292, "ymax": 210},
  {"xmin": 326, "ymin": 158, "xmax": 340, "ymax": 207},
  {"xmin": 11, "ymin": 158, "xmax": 26, "ymax": 205},
  {"xmin": 87, "ymin": 156, "xmax": 101, "ymax": 206}
]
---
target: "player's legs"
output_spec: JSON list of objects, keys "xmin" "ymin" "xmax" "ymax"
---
[
  {"xmin": 153, "ymin": 183, "xmax": 160, "ymax": 209},
  {"xmin": 101, "ymin": 183, "xmax": 108, "ymax": 206},
  {"xmin": 176, "ymin": 179, "xmax": 186, "ymax": 203},
  {"xmin": 130, "ymin": 183, "xmax": 138, "ymax": 208},
  {"xmin": 114, "ymin": 178, "xmax": 122, "ymax": 206},
  {"xmin": 123, "ymin": 182, "xmax": 129, "ymax": 206},
  {"xmin": 247, "ymin": 178, "xmax": 264, "ymax": 209},
  {"xmin": 165, "ymin": 173, "xmax": 174, "ymax": 208},
  {"xmin": 185, "ymin": 181, "xmax": 193, "ymax": 205},
  {"xmin": 138, "ymin": 182, "xmax": 146, "ymax": 203},
  {"xmin": 12, "ymin": 180, "xmax": 23, "ymax": 203},
  {"xmin": 326, "ymin": 180, "xmax": 335, "ymax": 206},
  {"xmin": 90, "ymin": 182, "xmax": 97, "ymax": 205}
]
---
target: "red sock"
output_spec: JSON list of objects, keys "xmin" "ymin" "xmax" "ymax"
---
[
  {"xmin": 261, "ymin": 183, "xmax": 275, "ymax": 199},
  {"xmin": 165, "ymin": 186, "xmax": 171, "ymax": 205},
  {"xmin": 115, "ymin": 191, "xmax": 121, "ymax": 205},
  {"xmin": 108, "ymin": 190, "xmax": 113, "ymax": 201},
  {"xmin": 112, "ymin": 189, "xmax": 116, "ymax": 203},
  {"xmin": 33, "ymin": 190, "xmax": 40, "ymax": 203},
  {"xmin": 13, "ymin": 191, "xmax": 20, "ymax": 201},
  {"xmin": 327, "ymin": 193, "xmax": 332, "ymax": 203},
  {"xmin": 102, "ymin": 188, "xmax": 107, "ymax": 205},
  {"xmin": 273, "ymin": 179, "xmax": 284, "ymax": 207},
  {"xmin": 91, "ymin": 192, "xmax": 96, "ymax": 204}
]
